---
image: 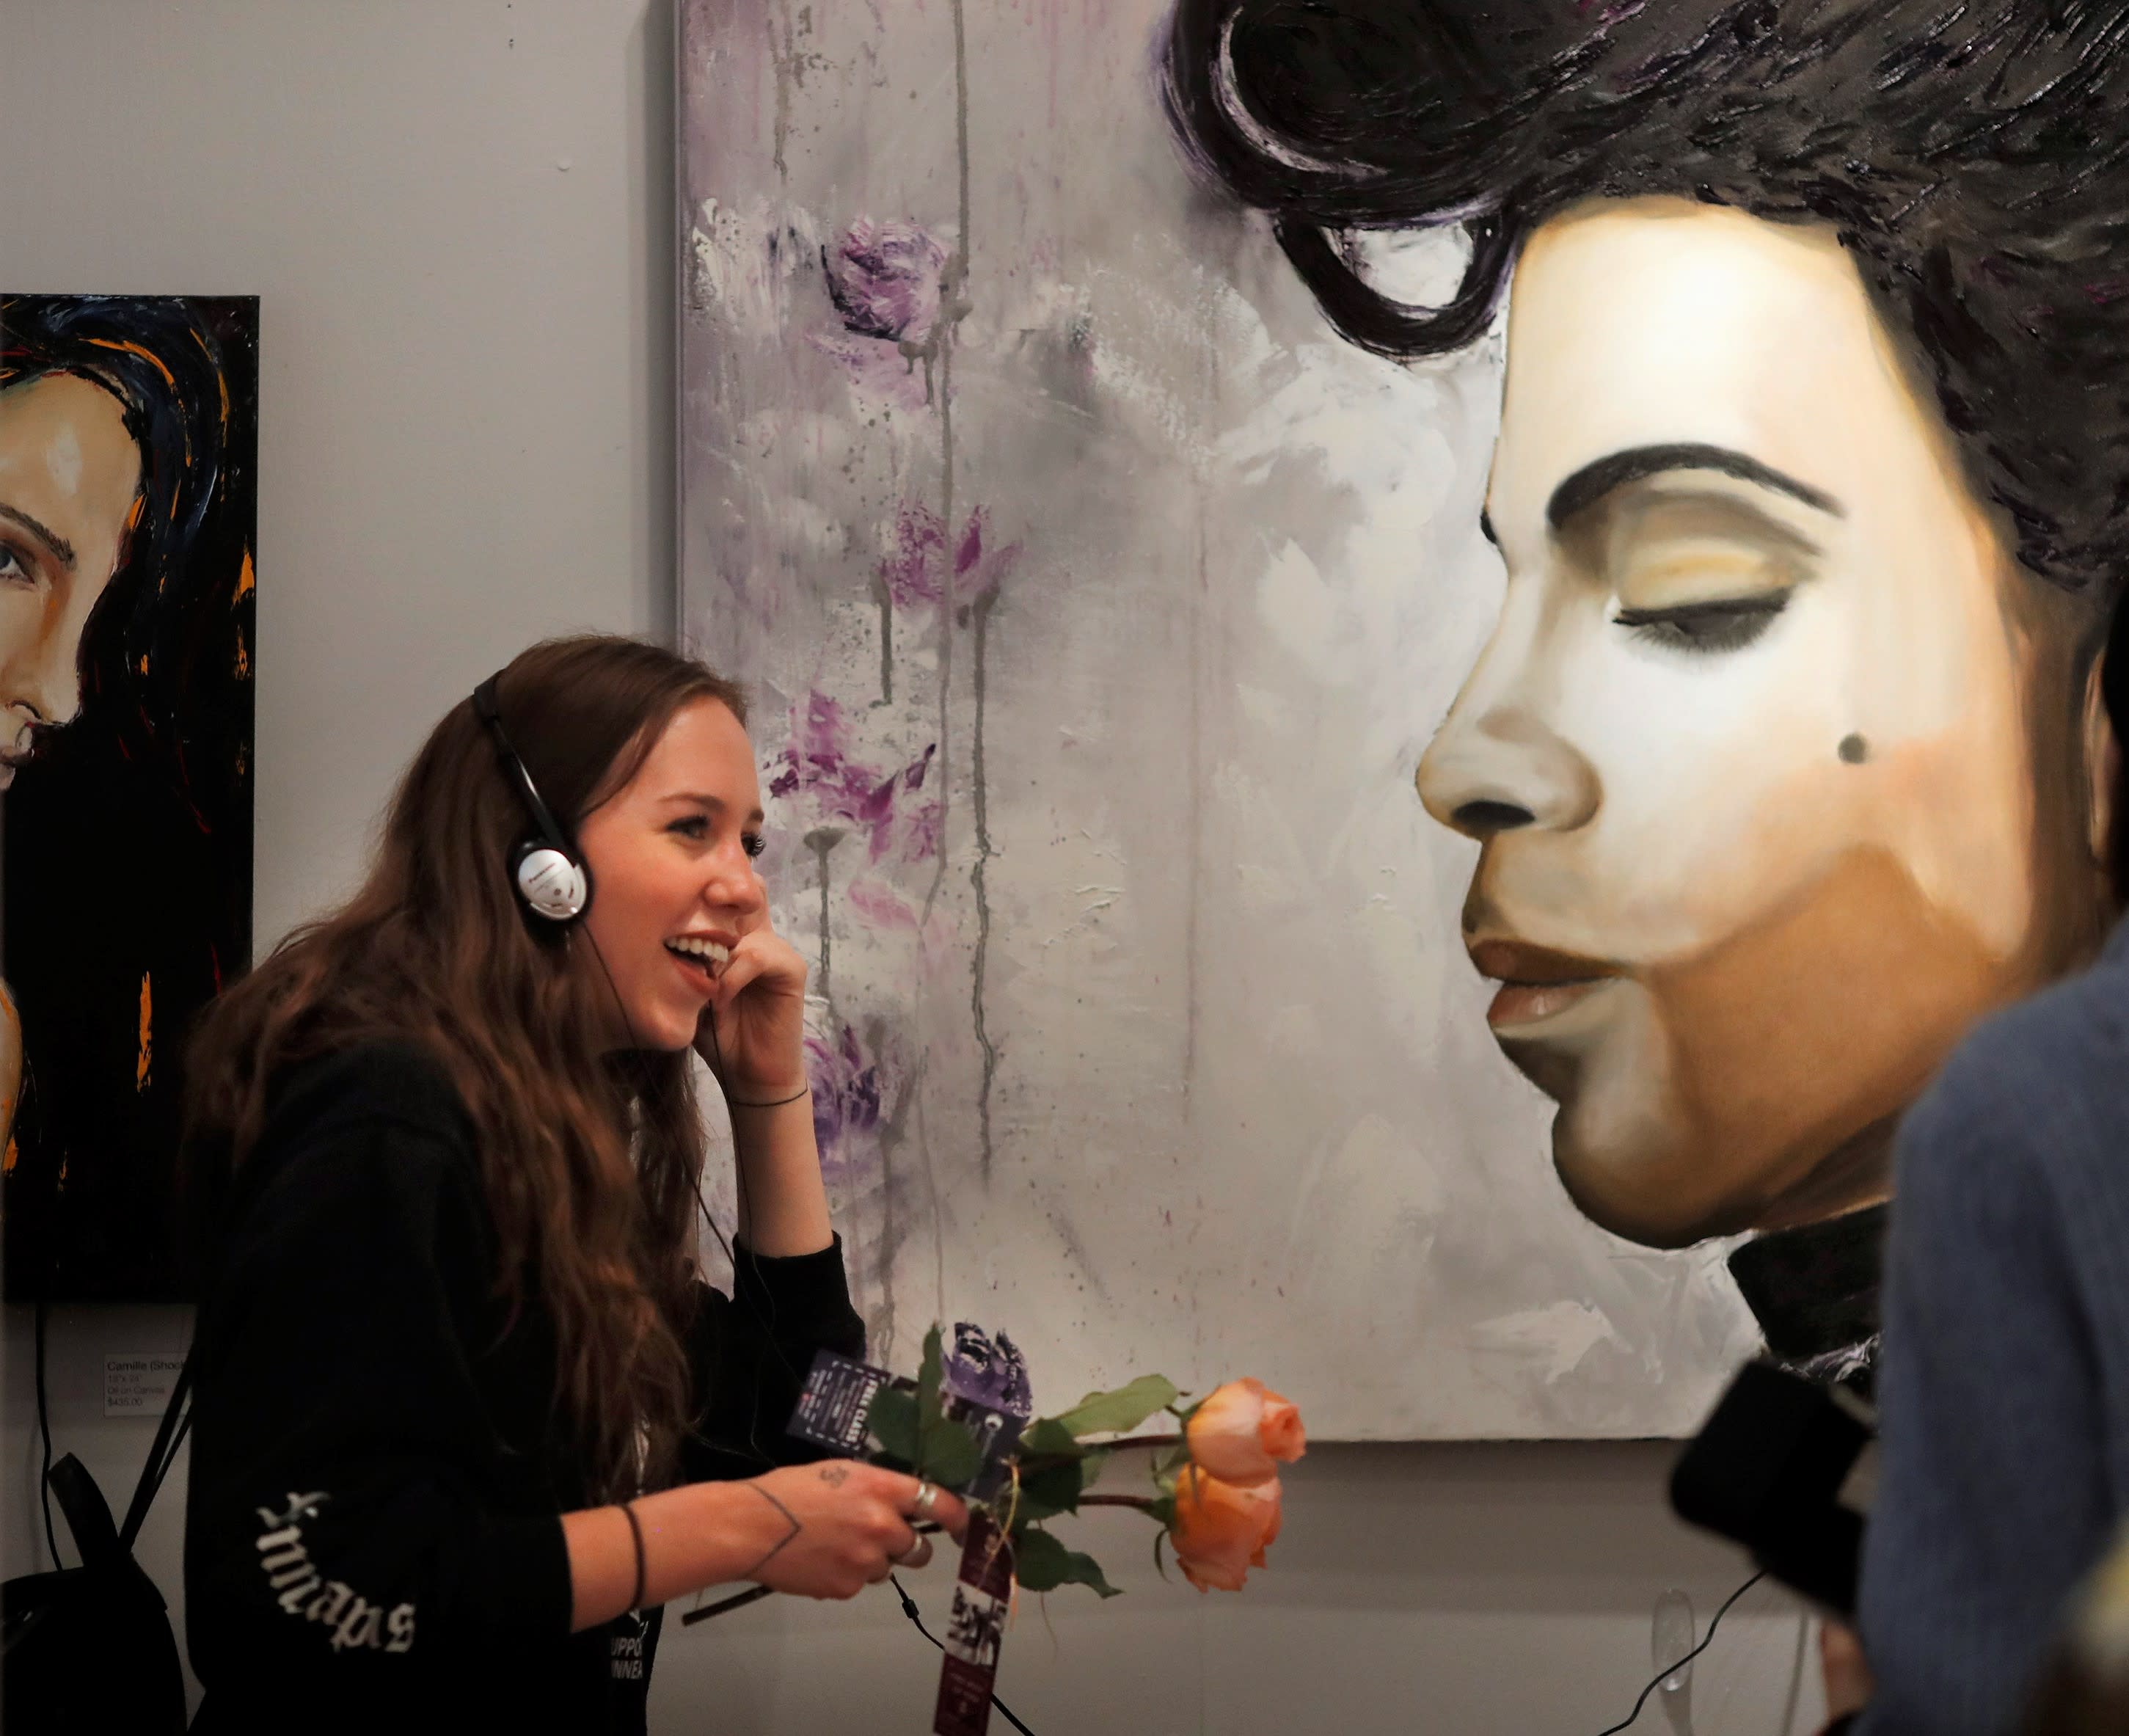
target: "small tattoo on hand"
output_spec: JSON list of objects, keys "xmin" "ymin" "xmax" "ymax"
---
[{"xmin": 818, "ymin": 1464, "xmax": 851, "ymax": 1488}]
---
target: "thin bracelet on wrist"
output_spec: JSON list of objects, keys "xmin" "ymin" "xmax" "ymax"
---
[
  {"xmin": 726, "ymin": 1084, "xmax": 811, "ymax": 1109},
  {"xmin": 621, "ymin": 1501, "xmax": 647, "ymax": 1613}
]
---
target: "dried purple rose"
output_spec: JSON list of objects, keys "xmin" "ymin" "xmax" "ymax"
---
[{"xmin": 823, "ymin": 219, "xmax": 949, "ymax": 346}]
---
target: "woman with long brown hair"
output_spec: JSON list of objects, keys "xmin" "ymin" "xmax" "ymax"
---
[{"xmin": 179, "ymin": 635, "xmax": 965, "ymax": 1732}]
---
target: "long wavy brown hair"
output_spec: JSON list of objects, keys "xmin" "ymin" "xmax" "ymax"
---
[{"xmin": 185, "ymin": 635, "xmax": 748, "ymax": 1502}]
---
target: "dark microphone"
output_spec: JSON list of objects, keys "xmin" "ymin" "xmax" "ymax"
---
[{"xmin": 1669, "ymin": 1359, "xmax": 1877, "ymax": 1616}]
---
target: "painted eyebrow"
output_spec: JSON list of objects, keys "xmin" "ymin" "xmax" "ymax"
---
[
  {"xmin": 1544, "ymin": 443, "xmax": 1844, "ymax": 532},
  {"xmin": 0, "ymin": 503, "xmax": 77, "ymax": 570}
]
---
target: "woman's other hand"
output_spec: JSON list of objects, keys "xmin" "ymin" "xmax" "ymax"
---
[
  {"xmin": 738, "ymin": 1461, "xmax": 970, "ymax": 1600},
  {"xmin": 695, "ymin": 914, "xmax": 809, "ymax": 1103}
]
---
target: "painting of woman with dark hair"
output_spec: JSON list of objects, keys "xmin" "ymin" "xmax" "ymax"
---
[
  {"xmin": 0, "ymin": 294, "xmax": 257, "ymax": 1299},
  {"xmin": 1162, "ymin": 0, "xmax": 2129, "ymax": 1387}
]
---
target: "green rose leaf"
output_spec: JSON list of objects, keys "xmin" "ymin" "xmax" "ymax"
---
[
  {"xmin": 1018, "ymin": 1418, "xmax": 1084, "ymax": 1459},
  {"xmin": 1011, "ymin": 1457, "xmax": 1081, "ymax": 1525},
  {"xmin": 1050, "ymin": 1375, "xmax": 1181, "ymax": 1440},
  {"xmin": 917, "ymin": 1325, "xmax": 946, "ymax": 1426},
  {"xmin": 1012, "ymin": 1526, "xmax": 1122, "ymax": 1599},
  {"xmin": 901, "ymin": 1325, "xmax": 986, "ymax": 1489},
  {"xmin": 868, "ymin": 1385, "xmax": 921, "ymax": 1466},
  {"xmin": 919, "ymin": 1412, "xmax": 984, "ymax": 1491},
  {"xmin": 1013, "ymin": 1447, "xmax": 1109, "ymax": 1524}
]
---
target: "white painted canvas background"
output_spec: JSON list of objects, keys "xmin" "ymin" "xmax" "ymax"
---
[{"xmin": 678, "ymin": 0, "xmax": 1759, "ymax": 1438}]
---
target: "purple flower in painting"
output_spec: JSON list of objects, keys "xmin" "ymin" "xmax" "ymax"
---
[
  {"xmin": 877, "ymin": 504, "xmax": 1022, "ymax": 610},
  {"xmin": 806, "ymin": 1024, "xmax": 885, "ymax": 1179},
  {"xmin": 768, "ymin": 690, "xmax": 940, "ymax": 867},
  {"xmin": 823, "ymin": 220, "xmax": 949, "ymax": 346}
]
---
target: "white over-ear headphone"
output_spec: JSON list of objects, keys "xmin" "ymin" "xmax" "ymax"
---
[{"xmin": 472, "ymin": 673, "xmax": 591, "ymax": 923}]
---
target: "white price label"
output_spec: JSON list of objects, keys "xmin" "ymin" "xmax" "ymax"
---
[{"xmin": 104, "ymin": 1353, "xmax": 183, "ymax": 1418}]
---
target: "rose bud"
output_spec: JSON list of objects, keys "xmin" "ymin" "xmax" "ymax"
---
[
  {"xmin": 1186, "ymin": 1378, "xmax": 1306, "ymax": 1488},
  {"xmin": 1169, "ymin": 1467, "xmax": 1283, "ymax": 1593}
]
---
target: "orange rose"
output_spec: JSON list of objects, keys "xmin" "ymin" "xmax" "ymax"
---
[
  {"xmin": 1169, "ymin": 1467, "xmax": 1283, "ymax": 1592},
  {"xmin": 1186, "ymin": 1378, "xmax": 1306, "ymax": 1488}
]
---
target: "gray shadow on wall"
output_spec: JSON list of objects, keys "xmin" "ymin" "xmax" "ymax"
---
[
  {"xmin": 629, "ymin": 0, "xmax": 679, "ymax": 646},
  {"xmin": 1249, "ymin": 1441, "xmax": 1753, "ymax": 1615}
]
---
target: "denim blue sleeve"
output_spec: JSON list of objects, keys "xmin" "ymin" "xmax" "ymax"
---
[{"xmin": 1858, "ymin": 999, "xmax": 2128, "ymax": 1736}]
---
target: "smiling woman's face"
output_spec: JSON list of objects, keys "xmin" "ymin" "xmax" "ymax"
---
[
  {"xmin": 1416, "ymin": 197, "xmax": 2086, "ymax": 1247},
  {"xmin": 576, "ymin": 696, "xmax": 770, "ymax": 1052},
  {"xmin": 0, "ymin": 372, "xmax": 139, "ymax": 784}
]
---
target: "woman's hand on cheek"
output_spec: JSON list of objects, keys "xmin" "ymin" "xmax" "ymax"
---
[{"xmin": 694, "ymin": 922, "xmax": 810, "ymax": 1101}]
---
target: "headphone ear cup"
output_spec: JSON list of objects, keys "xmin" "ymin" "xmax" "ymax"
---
[{"xmin": 513, "ymin": 842, "xmax": 590, "ymax": 922}]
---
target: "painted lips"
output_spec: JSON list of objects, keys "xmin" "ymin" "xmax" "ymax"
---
[
  {"xmin": 1467, "ymin": 938, "xmax": 1621, "ymax": 1029},
  {"xmin": 0, "ymin": 733, "xmax": 33, "ymax": 789}
]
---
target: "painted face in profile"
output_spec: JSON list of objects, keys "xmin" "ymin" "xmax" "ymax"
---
[
  {"xmin": 1416, "ymin": 198, "xmax": 2092, "ymax": 1248},
  {"xmin": 0, "ymin": 372, "xmax": 140, "ymax": 786}
]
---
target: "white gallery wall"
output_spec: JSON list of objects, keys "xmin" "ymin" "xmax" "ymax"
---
[{"xmin": 0, "ymin": 4, "xmax": 1823, "ymax": 1729}]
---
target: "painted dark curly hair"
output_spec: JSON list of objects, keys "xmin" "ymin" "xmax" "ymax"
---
[
  {"xmin": 1164, "ymin": 0, "xmax": 2129, "ymax": 615},
  {"xmin": 1, "ymin": 293, "xmax": 255, "ymax": 790}
]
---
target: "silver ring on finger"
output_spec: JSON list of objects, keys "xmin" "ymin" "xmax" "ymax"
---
[
  {"xmin": 892, "ymin": 1534, "xmax": 935, "ymax": 1570},
  {"xmin": 911, "ymin": 1481, "xmax": 939, "ymax": 1517}
]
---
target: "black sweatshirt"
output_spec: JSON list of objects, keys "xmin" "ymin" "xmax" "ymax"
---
[{"xmin": 183, "ymin": 1043, "xmax": 865, "ymax": 1734}]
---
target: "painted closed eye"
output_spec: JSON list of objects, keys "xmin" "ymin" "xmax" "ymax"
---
[{"xmin": 1614, "ymin": 591, "xmax": 1792, "ymax": 654}]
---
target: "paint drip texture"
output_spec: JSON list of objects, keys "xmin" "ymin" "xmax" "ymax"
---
[{"xmin": 678, "ymin": 0, "xmax": 1757, "ymax": 1437}]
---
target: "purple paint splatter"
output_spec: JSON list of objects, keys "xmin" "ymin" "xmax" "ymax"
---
[
  {"xmin": 847, "ymin": 875, "xmax": 920, "ymax": 930},
  {"xmin": 810, "ymin": 330, "xmax": 938, "ymax": 412},
  {"xmin": 806, "ymin": 1022, "xmax": 886, "ymax": 1181},
  {"xmin": 877, "ymin": 503, "xmax": 1022, "ymax": 609},
  {"xmin": 768, "ymin": 690, "xmax": 941, "ymax": 868}
]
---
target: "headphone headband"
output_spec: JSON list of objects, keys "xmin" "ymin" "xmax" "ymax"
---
[
  {"xmin": 472, "ymin": 673, "xmax": 575, "ymax": 858},
  {"xmin": 472, "ymin": 671, "xmax": 590, "ymax": 922}
]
